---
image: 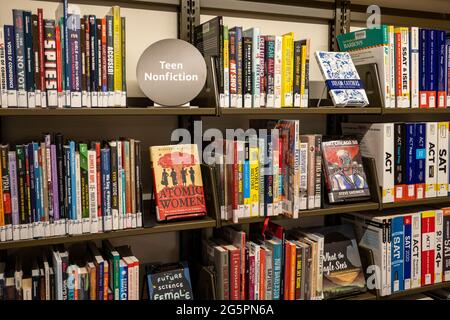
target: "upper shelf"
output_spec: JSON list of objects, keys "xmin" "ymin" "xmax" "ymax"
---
[{"xmin": 221, "ymin": 107, "xmax": 381, "ymax": 115}]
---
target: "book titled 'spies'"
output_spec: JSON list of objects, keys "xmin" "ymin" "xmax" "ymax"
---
[
  {"xmin": 315, "ymin": 51, "xmax": 369, "ymax": 107},
  {"xmin": 150, "ymin": 144, "xmax": 206, "ymax": 221}
]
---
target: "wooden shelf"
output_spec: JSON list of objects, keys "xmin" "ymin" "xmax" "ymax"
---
[
  {"xmin": 221, "ymin": 107, "xmax": 381, "ymax": 115},
  {"xmin": 381, "ymin": 196, "xmax": 450, "ymax": 209},
  {"xmin": 0, "ymin": 107, "xmax": 217, "ymax": 116},
  {"xmin": 219, "ymin": 201, "xmax": 380, "ymax": 227},
  {"xmin": 382, "ymin": 108, "xmax": 450, "ymax": 114},
  {"xmin": 379, "ymin": 282, "xmax": 450, "ymax": 300},
  {"xmin": 0, "ymin": 216, "xmax": 216, "ymax": 250}
]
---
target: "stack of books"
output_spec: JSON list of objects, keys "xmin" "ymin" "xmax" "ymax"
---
[
  {"xmin": 0, "ymin": 3, "xmax": 127, "ymax": 109},
  {"xmin": 338, "ymin": 26, "xmax": 450, "ymax": 109},
  {"xmin": 0, "ymin": 133, "xmax": 143, "ymax": 242},
  {"xmin": 0, "ymin": 240, "xmax": 139, "ymax": 300}
]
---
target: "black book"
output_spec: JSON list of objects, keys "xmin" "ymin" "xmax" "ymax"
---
[
  {"xmin": 16, "ymin": 145, "xmax": 27, "ymax": 225},
  {"xmin": 55, "ymin": 133, "xmax": 66, "ymax": 219},
  {"xmin": 23, "ymin": 11, "xmax": 35, "ymax": 104},
  {"xmin": 242, "ymin": 36, "xmax": 252, "ymax": 108},
  {"xmin": 89, "ymin": 16, "xmax": 98, "ymax": 96},
  {"xmin": 293, "ymin": 40, "xmax": 302, "ymax": 107},
  {"xmin": 1, "ymin": 145, "xmax": 12, "ymax": 225},
  {"xmin": 31, "ymin": 14, "xmax": 41, "ymax": 96},
  {"xmin": 193, "ymin": 16, "xmax": 223, "ymax": 107}
]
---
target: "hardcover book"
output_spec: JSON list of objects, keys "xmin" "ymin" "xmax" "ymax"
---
[
  {"xmin": 315, "ymin": 51, "xmax": 369, "ymax": 107},
  {"xmin": 321, "ymin": 138, "xmax": 370, "ymax": 203},
  {"xmin": 149, "ymin": 144, "xmax": 206, "ymax": 221},
  {"xmin": 145, "ymin": 262, "xmax": 193, "ymax": 300}
]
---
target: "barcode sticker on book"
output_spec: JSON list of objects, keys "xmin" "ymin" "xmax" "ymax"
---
[
  {"xmin": 0, "ymin": 226, "xmax": 5, "ymax": 242},
  {"xmin": 394, "ymin": 280, "xmax": 399, "ymax": 292},
  {"xmin": 425, "ymin": 274, "xmax": 431, "ymax": 285},
  {"xmin": 396, "ymin": 187, "xmax": 403, "ymax": 199},
  {"xmin": 416, "ymin": 187, "xmax": 423, "ymax": 199},
  {"xmin": 408, "ymin": 185, "xmax": 415, "ymax": 197}
]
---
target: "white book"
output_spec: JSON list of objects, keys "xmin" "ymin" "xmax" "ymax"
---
[
  {"xmin": 302, "ymin": 232, "xmax": 324, "ymax": 300},
  {"xmin": 425, "ymin": 122, "xmax": 438, "ymax": 198},
  {"xmin": 341, "ymin": 123, "xmax": 395, "ymax": 203},
  {"xmin": 259, "ymin": 36, "xmax": 265, "ymax": 107},
  {"xmin": 0, "ymin": 28, "xmax": 7, "ymax": 107},
  {"xmin": 51, "ymin": 249, "xmax": 63, "ymax": 300},
  {"xmin": 258, "ymin": 138, "xmax": 265, "ymax": 216},
  {"xmin": 272, "ymin": 134, "xmax": 280, "ymax": 215},
  {"xmin": 243, "ymin": 28, "xmax": 261, "ymax": 108},
  {"xmin": 75, "ymin": 152, "xmax": 83, "ymax": 235},
  {"xmin": 117, "ymin": 141, "xmax": 124, "ymax": 229},
  {"xmin": 435, "ymin": 209, "xmax": 444, "ymax": 283},
  {"xmin": 410, "ymin": 27, "xmax": 419, "ymax": 108},
  {"xmin": 274, "ymin": 36, "xmax": 282, "ymax": 108},
  {"xmin": 88, "ymin": 150, "xmax": 98, "ymax": 234},
  {"xmin": 248, "ymin": 242, "xmax": 260, "ymax": 300},
  {"xmin": 437, "ymin": 122, "xmax": 449, "ymax": 197},
  {"xmin": 411, "ymin": 212, "xmax": 421, "ymax": 288},
  {"xmin": 395, "ymin": 28, "xmax": 410, "ymax": 108}
]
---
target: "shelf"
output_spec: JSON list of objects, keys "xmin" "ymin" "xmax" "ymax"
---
[
  {"xmin": 0, "ymin": 216, "xmax": 216, "ymax": 250},
  {"xmin": 0, "ymin": 107, "xmax": 217, "ymax": 116},
  {"xmin": 379, "ymin": 282, "xmax": 450, "ymax": 300},
  {"xmin": 219, "ymin": 201, "xmax": 380, "ymax": 227},
  {"xmin": 221, "ymin": 107, "xmax": 382, "ymax": 115},
  {"xmin": 381, "ymin": 196, "xmax": 450, "ymax": 210},
  {"xmin": 382, "ymin": 108, "xmax": 450, "ymax": 115},
  {"xmin": 334, "ymin": 291, "xmax": 377, "ymax": 301}
]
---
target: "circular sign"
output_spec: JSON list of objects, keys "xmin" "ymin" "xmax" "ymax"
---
[{"xmin": 136, "ymin": 39, "xmax": 207, "ymax": 107}]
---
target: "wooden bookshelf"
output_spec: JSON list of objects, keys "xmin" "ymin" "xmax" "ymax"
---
[
  {"xmin": 382, "ymin": 108, "xmax": 450, "ymax": 115},
  {"xmin": 378, "ymin": 282, "xmax": 450, "ymax": 300},
  {"xmin": 0, "ymin": 216, "xmax": 216, "ymax": 250},
  {"xmin": 0, "ymin": 107, "xmax": 217, "ymax": 116}
]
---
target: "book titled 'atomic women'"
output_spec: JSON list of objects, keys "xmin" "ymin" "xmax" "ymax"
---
[{"xmin": 150, "ymin": 144, "xmax": 206, "ymax": 221}]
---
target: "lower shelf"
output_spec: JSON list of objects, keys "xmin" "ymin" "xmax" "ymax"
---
[
  {"xmin": 381, "ymin": 196, "xmax": 450, "ymax": 209},
  {"xmin": 378, "ymin": 281, "xmax": 450, "ymax": 300},
  {"xmin": 0, "ymin": 216, "xmax": 216, "ymax": 250},
  {"xmin": 219, "ymin": 201, "xmax": 379, "ymax": 227}
]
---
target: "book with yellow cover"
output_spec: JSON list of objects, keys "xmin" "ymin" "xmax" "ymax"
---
[
  {"xmin": 249, "ymin": 140, "xmax": 259, "ymax": 217},
  {"xmin": 110, "ymin": 6, "xmax": 122, "ymax": 106},
  {"xmin": 281, "ymin": 32, "xmax": 294, "ymax": 107}
]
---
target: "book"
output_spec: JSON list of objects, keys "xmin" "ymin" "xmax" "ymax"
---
[
  {"xmin": 315, "ymin": 51, "xmax": 369, "ymax": 107},
  {"xmin": 321, "ymin": 138, "xmax": 370, "ymax": 203},
  {"xmin": 149, "ymin": 144, "xmax": 206, "ymax": 221}
]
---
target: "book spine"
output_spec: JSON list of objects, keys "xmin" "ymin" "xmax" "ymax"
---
[
  {"xmin": 230, "ymin": 249, "xmax": 240, "ymax": 300},
  {"xmin": 0, "ymin": 28, "xmax": 7, "ymax": 107},
  {"xmin": 252, "ymin": 29, "xmax": 260, "ymax": 108},
  {"xmin": 419, "ymin": 29, "xmax": 428, "ymax": 108},
  {"xmin": 79, "ymin": 144, "xmax": 89, "ymax": 231},
  {"xmin": 301, "ymin": 40, "xmax": 310, "ymax": 108},
  {"xmin": 248, "ymin": 252, "xmax": 254, "ymax": 300},
  {"xmin": 101, "ymin": 148, "xmax": 112, "ymax": 231},
  {"xmin": 265, "ymin": 37, "xmax": 275, "ymax": 108},
  {"xmin": 112, "ymin": 7, "xmax": 122, "ymax": 104},
  {"xmin": 283, "ymin": 242, "xmax": 291, "ymax": 300},
  {"xmin": 259, "ymin": 248, "xmax": 266, "ymax": 299},
  {"xmin": 242, "ymin": 37, "xmax": 252, "ymax": 108},
  {"xmin": 414, "ymin": 123, "xmax": 426, "ymax": 199},
  {"xmin": 437, "ymin": 122, "xmax": 449, "ymax": 196},
  {"xmin": 411, "ymin": 212, "xmax": 422, "ymax": 288},
  {"xmin": 88, "ymin": 16, "xmax": 98, "ymax": 107},
  {"xmin": 394, "ymin": 123, "xmax": 406, "ymax": 201},
  {"xmin": 8, "ymin": 152, "xmax": 19, "ymax": 237},
  {"xmin": 75, "ymin": 152, "xmax": 82, "ymax": 233},
  {"xmin": 229, "ymin": 30, "xmax": 237, "ymax": 108},
  {"xmin": 435, "ymin": 209, "xmax": 444, "ymax": 283},
  {"xmin": 55, "ymin": 24, "xmax": 63, "ymax": 108},
  {"xmin": 110, "ymin": 142, "xmax": 118, "ymax": 230},
  {"xmin": 264, "ymin": 134, "xmax": 273, "ymax": 216},
  {"xmin": 83, "ymin": 17, "xmax": 90, "ymax": 107},
  {"xmin": 106, "ymin": 16, "xmax": 114, "ymax": 107},
  {"xmin": 425, "ymin": 122, "xmax": 438, "ymax": 198},
  {"xmin": 50, "ymin": 145, "xmax": 59, "ymax": 221},
  {"xmin": 55, "ymin": 134, "xmax": 65, "ymax": 220},
  {"xmin": 88, "ymin": 150, "xmax": 98, "ymax": 233},
  {"xmin": 16, "ymin": 146, "xmax": 26, "ymax": 228},
  {"xmin": 1, "ymin": 146, "xmax": 12, "ymax": 233},
  {"xmin": 96, "ymin": 19, "xmax": 102, "ymax": 106},
  {"xmin": 4, "ymin": 26, "xmax": 17, "ymax": 108},
  {"xmin": 274, "ymin": 36, "xmax": 282, "ymax": 108},
  {"xmin": 124, "ymin": 140, "xmax": 131, "ymax": 223},
  {"xmin": 28, "ymin": 144, "xmax": 36, "ymax": 227},
  {"xmin": 79, "ymin": 18, "xmax": 87, "ymax": 107},
  {"xmin": 437, "ymin": 30, "xmax": 446, "ymax": 108},
  {"xmin": 410, "ymin": 27, "xmax": 419, "ymax": 108},
  {"xmin": 258, "ymin": 138, "xmax": 265, "ymax": 216},
  {"xmin": 447, "ymin": 38, "xmax": 450, "ymax": 108},
  {"xmin": 391, "ymin": 216, "xmax": 404, "ymax": 292},
  {"xmin": 23, "ymin": 11, "xmax": 35, "ymax": 108},
  {"xmin": 428, "ymin": 29, "xmax": 437, "ymax": 108},
  {"xmin": 135, "ymin": 141, "xmax": 142, "ymax": 226},
  {"xmin": 405, "ymin": 123, "xmax": 416, "ymax": 201},
  {"xmin": 421, "ymin": 210, "xmax": 435, "ymax": 286},
  {"xmin": 69, "ymin": 141, "xmax": 77, "ymax": 223},
  {"xmin": 13, "ymin": 10, "xmax": 27, "ymax": 107},
  {"xmin": 294, "ymin": 245, "xmax": 302, "ymax": 299},
  {"xmin": 93, "ymin": 142, "xmax": 102, "ymax": 228},
  {"xmin": 44, "ymin": 20, "xmax": 57, "ymax": 108},
  {"xmin": 120, "ymin": 17, "xmax": 126, "ymax": 107},
  {"xmin": 64, "ymin": 146, "xmax": 72, "ymax": 224},
  {"xmin": 388, "ymin": 26, "xmax": 395, "ymax": 107},
  {"xmin": 443, "ymin": 209, "xmax": 450, "ymax": 281},
  {"xmin": 281, "ymin": 32, "xmax": 293, "ymax": 107},
  {"xmin": 249, "ymin": 140, "xmax": 259, "ymax": 217},
  {"xmin": 395, "ymin": 27, "xmax": 410, "ymax": 108},
  {"xmin": 31, "ymin": 15, "xmax": 41, "ymax": 107},
  {"xmin": 259, "ymin": 35, "xmax": 265, "ymax": 107},
  {"xmin": 130, "ymin": 140, "xmax": 136, "ymax": 222},
  {"xmin": 101, "ymin": 18, "xmax": 107, "ymax": 107},
  {"xmin": 119, "ymin": 262, "xmax": 127, "ymax": 300},
  {"xmin": 314, "ymin": 135, "xmax": 322, "ymax": 209},
  {"xmin": 223, "ymin": 25, "xmax": 229, "ymax": 108},
  {"xmin": 293, "ymin": 41, "xmax": 301, "ymax": 107},
  {"xmin": 403, "ymin": 215, "xmax": 412, "ymax": 290},
  {"xmin": 235, "ymin": 28, "xmax": 242, "ymax": 108}
]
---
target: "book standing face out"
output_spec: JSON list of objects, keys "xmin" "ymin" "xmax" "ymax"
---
[{"xmin": 150, "ymin": 144, "xmax": 206, "ymax": 221}]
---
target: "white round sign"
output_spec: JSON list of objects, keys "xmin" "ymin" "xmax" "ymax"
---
[{"xmin": 136, "ymin": 39, "xmax": 207, "ymax": 107}]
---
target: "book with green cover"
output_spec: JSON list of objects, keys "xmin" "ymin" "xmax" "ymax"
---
[
  {"xmin": 102, "ymin": 239, "xmax": 120, "ymax": 300},
  {"xmin": 336, "ymin": 25, "xmax": 389, "ymax": 50}
]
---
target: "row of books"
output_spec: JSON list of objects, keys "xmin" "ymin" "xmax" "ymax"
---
[
  {"xmin": 0, "ymin": 240, "xmax": 139, "ymax": 300},
  {"xmin": 344, "ymin": 207, "xmax": 450, "ymax": 297},
  {"xmin": 0, "ymin": 134, "xmax": 143, "ymax": 243},
  {"xmin": 338, "ymin": 26, "xmax": 450, "ymax": 109},
  {"xmin": 211, "ymin": 119, "xmax": 370, "ymax": 222},
  {"xmin": 195, "ymin": 17, "xmax": 310, "ymax": 109},
  {"xmin": 0, "ymin": 3, "xmax": 127, "ymax": 109},
  {"xmin": 202, "ymin": 222, "xmax": 365, "ymax": 300},
  {"xmin": 342, "ymin": 122, "xmax": 450, "ymax": 204}
]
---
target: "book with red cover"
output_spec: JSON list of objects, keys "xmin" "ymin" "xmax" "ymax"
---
[
  {"xmin": 149, "ymin": 144, "xmax": 206, "ymax": 221},
  {"xmin": 224, "ymin": 244, "xmax": 241, "ymax": 300},
  {"xmin": 421, "ymin": 210, "xmax": 436, "ymax": 286},
  {"xmin": 259, "ymin": 246, "xmax": 266, "ymax": 300}
]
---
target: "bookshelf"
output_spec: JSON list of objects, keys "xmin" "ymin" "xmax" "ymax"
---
[{"xmin": 1, "ymin": 0, "xmax": 450, "ymax": 302}]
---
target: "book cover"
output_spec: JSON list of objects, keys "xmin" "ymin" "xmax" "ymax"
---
[
  {"xmin": 421, "ymin": 210, "xmax": 435, "ymax": 286},
  {"xmin": 146, "ymin": 262, "xmax": 193, "ymax": 300},
  {"xmin": 391, "ymin": 216, "xmax": 404, "ymax": 293},
  {"xmin": 321, "ymin": 138, "xmax": 370, "ymax": 203},
  {"xmin": 394, "ymin": 27, "xmax": 410, "ymax": 108},
  {"xmin": 281, "ymin": 32, "xmax": 294, "ymax": 107},
  {"xmin": 315, "ymin": 51, "xmax": 369, "ymax": 107},
  {"xmin": 149, "ymin": 144, "xmax": 206, "ymax": 221}
]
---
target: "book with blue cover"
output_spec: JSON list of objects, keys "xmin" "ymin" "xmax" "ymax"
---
[
  {"xmin": 391, "ymin": 216, "xmax": 404, "ymax": 293},
  {"xmin": 315, "ymin": 51, "xmax": 369, "ymax": 107}
]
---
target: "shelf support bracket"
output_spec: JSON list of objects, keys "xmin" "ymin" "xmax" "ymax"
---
[{"xmin": 179, "ymin": 0, "xmax": 200, "ymax": 43}]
